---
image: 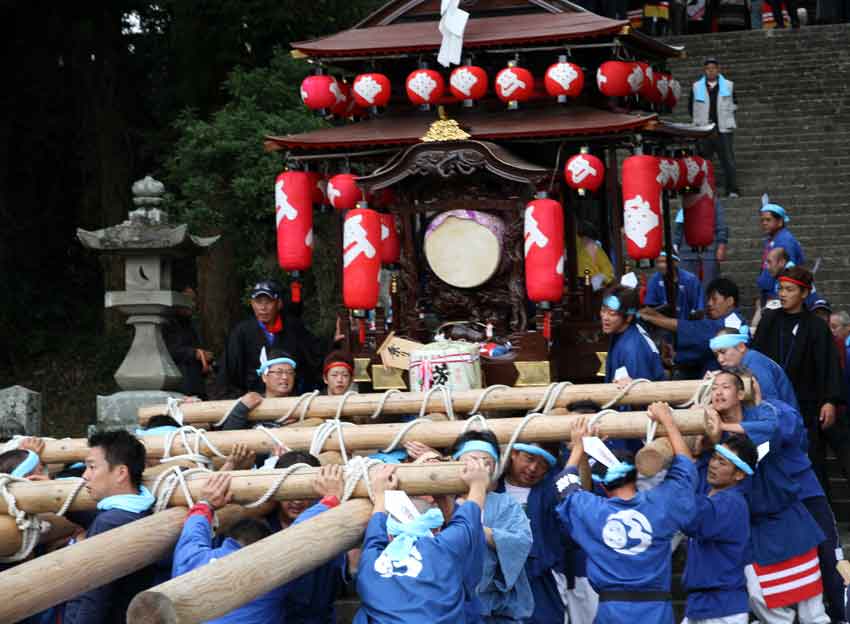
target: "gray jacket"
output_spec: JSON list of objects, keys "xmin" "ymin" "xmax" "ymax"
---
[{"xmin": 691, "ymin": 75, "xmax": 737, "ymax": 133}]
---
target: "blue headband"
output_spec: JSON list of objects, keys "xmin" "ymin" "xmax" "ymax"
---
[
  {"xmin": 452, "ymin": 440, "xmax": 499, "ymax": 462},
  {"xmin": 384, "ymin": 508, "xmax": 445, "ymax": 563},
  {"xmin": 512, "ymin": 443, "xmax": 557, "ymax": 467},
  {"xmin": 256, "ymin": 357, "xmax": 297, "ymax": 376},
  {"xmin": 709, "ymin": 328, "xmax": 750, "ymax": 351},
  {"xmin": 602, "ymin": 295, "xmax": 636, "ymax": 316},
  {"xmin": 369, "ymin": 450, "xmax": 408, "ymax": 464},
  {"xmin": 714, "ymin": 444, "xmax": 754, "ymax": 476},
  {"xmin": 10, "ymin": 450, "xmax": 40, "ymax": 478},
  {"xmin": 134, "ymin": 425, "xmax": 179, "ymax": 437},
  {"xmin": 591, "ymin": 462, "xmax": 636, "ymax": 485},
  {"xmin": 659, "ymin": 251, "xmax": 681, "ymax": 262},
  {"xmin": 760, "ymin": 203, "xmax": 790, "ymax": 223}
]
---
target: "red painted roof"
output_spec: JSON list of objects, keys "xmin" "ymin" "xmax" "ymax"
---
[
  {"xmin": 292, "ymin": 12, "xmax": 629, "ymax": 57},
  {"xmin": 265, "ymin": 106, "xmax": 656, "ymax": 151}
]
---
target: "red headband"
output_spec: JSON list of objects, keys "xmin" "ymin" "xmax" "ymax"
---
[
  {"xmin": 323, "ymin": 361, "xmax": 353, "ymax": 375},
  {"xmin": 778, "ymin": 276, "xmax": 810, "ymax": 289}
]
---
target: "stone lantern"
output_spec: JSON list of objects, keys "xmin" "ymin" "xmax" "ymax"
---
[{"xmin": 77, "ymin": 176, "xmax": 218, "ymax": 427}]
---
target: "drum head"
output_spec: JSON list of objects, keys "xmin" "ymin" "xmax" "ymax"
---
[{"xmin": 424, "ymin": 210, "xmax": 504, "ymax": 288}]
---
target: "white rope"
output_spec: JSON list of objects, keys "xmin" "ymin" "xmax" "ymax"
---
[
  {"xmin": 150, "ymin": 465, "xmax": 211, "ymax": 513},
  {"xmin": 274, "ymin": 391, "xmax": 320, "ymax": 425},
  {"xmin": 212, "ymin": 399, "xmax": 242, "ymax": 428},
  {"xmin": 369, "ymin": 389, "xmax": 402, "ymax": 420},
  {"xmin": 310, "ymin": 418, "xmax": 355, "ymax": 463},
  {"xmin": 159, "ymin": 426, "xmax": 229, "ymax": 468},
  {"xmin": 674, "ymin": 377, "xmax": 715, "ymax": 408},
  {"xmin": 527, "ymin": 383, "xmax": 558, "ymax": 414},
  {"xmin": 56, "ymin": 478, "xmax": 88, "ymax": 517},
  {"xmin": 468, "ymin": 384, "xmax": 510, "ymax": 416},
  {"xmin": 243, "ymin": 463, "xmax": 313, "ymax": 509},
  {"xmin": 166, "ymin": 397, "xmax": 185, "ymax": 425},
  {"xmin": 495, "ymin": 412, "xmax": 546, "ymax": 479},
  {"xmin": 645, "ymin": 418, "xmax": 658, "ymax": 445},
  {"xmin": 461, "ymin": 414, "xmax": 491, "ymax": 435},
  {"xmin": 600, "ymin": 378, "xmax": 651, "ymax": 409},
  {"xmin": 381, "ymin": 417, "xmax": 433, "ymax": 453},
  {"xmin": 254, "ymin": 424, "xmax": 288, "ymax": 452},
  {"xmin": 418, "ymin": 385, "xmax": 455, "ymax": 421},
  {"xmin": 586, "ymin": 408, "xmax": 622, "ymax": 431},
  {"xmin": 342, "ymin": 456, "xmax": 382, "ymax": 502},
  {"xmin": 335, "ymin": 391, "xmax": 357, "ymax": 421},
  {"xmin": 541, "ymin": 381, "xmax": 574, "ymax": 414}
]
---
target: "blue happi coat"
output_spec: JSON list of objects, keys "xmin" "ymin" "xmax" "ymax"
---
[
  {"xmin": 172, "ymin": 514, "xmax": 287, "ymax": 623},
  {"xmin": 355, "ymin": 501, "xmax": 485, "ymax": 624},
  {"xmin": 644, "ymin": 268, "xmax": 705, "ymax": 321},
  {"xmin": 740, "ymin": 400, "xmax": 824, "ymax": 565},
  {"xmin": 605, "ymin": 323, "xmax": 665, "ymax": 384},
  {"xmin": 742, "ymin": 348, "xmax": 799, "ymax": 409},
  {"xmin": 555, "ymin": 455, "xmax": 696, "ymax": 624},
  {"xmin": 757, "ymin": 228, "xmax": 804, "ymax": 300},
  {"xmin": 496, "ymin": 472, "xmax": 568, "ymax": 624},
  {"xmin": 676, "ymin": 309, "xmax": 745, "ymax": 374}
]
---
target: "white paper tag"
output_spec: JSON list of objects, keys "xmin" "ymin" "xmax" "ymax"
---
[
  {"xmin": 384, "ymin": 491, "xmax": 421, "ymax": 524},
  {"xmin": 757, "ymin": 441, "xmax": 770, "ymax": 462},
  {"xmin": 582, "ymin": 436, "xmax": 620, "ymax": 468},
  {"xmin": 620, "ymin": 272, "xmax": 639, "ymax": 288},
  {"xmin": 614, "ymin": 366, "xmax": 630, "ymax": 381},
  {"xmin": 724, "ymin": 314, "xmax": 742, "ymax": 330}
]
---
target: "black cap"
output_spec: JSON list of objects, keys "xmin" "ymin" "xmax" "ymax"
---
[
  {"xmin": 250, "ymin": 279, "xmax": 282, "ymax": 300},
  {"xmin": 704, "ymin": 57, "xmax": 720, "ymax": 66},
  {"xmin": 810, "ymin": 298, "xmax": 832, "ymax": 313}
]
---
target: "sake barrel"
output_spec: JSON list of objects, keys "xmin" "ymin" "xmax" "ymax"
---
[
  {"xmin": 424, "ymin": 210, "xmax": 505, "ymax": 288},
  {"xmin": 409, "ymin": 341, "xmax": 483, "ymax": 392}
]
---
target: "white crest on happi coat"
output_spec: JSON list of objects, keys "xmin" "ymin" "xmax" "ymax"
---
[
  {"xmin": 567, "ymin": 155, "xmax": 598, "ymax": 184},
  {"xmin": 450, "ymin": 67, "xmax": 478, "ymax": 96},
  {"xmin": 627, "ymin": 65, "xmax": 644, "ymax": 92},
  {"xmin": 408, "ymin": 71, "xmax": 438, "ymax": 101},
  {"xmin": 623, "ymin": 194, "xmax": 659, "ymax": 248},
  {"xmin": 343, "ymin": 214, "xmax": 377, "ymax": 268},
  {"xmin": 354, "ymin": 75, "xmax": 383, "ymax": 105},
  {"xmin": 547, "ymin": 62, "xmax": 579, "ymax": 90},
  {"xmin": 275, "ymin": 178, "xmax": 298, "ymax": 226},
  {"xmin": 496, "ymin": 69, "xmax": 526, "ymax": 97},
  {"xmin": 524, "ymin": 206, "xmax": 550, "ymax": 256}
]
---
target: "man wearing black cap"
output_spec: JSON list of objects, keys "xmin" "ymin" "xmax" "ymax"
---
[
  {"xmin": 215, "ymin": 279, "xmax": 322, "ymax": 398},
  {"xmin": 690, "ymin": 58, "xmax": 739, "ymax": 198}
]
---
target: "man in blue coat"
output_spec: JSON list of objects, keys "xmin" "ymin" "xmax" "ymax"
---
[
  {"xmin": 600, "ymin": 285, "xmax": 665, "ymax": 385},
  {"xmin": 757, "ymin": 203, "xmax": 804, "ymax": 304},
  {"xmin": 644, "ymin": 251, "xmax": 704, "ymax": 322}
]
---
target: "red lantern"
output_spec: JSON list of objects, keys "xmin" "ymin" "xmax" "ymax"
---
[
  {"xmin": 524, "ymin": 197, "xmax": 565, "ymax": 303},
  {"xmin": 622, "ymin": 155, "xmax": 663, "ymax": 260},
  {"xmin": 405, "ymin": 69, "xmax": 445, "ymax": 106},
  {"xmin": 343, "ymin": 206, "xmax": 381, "ymax": 311},
  {"xmin": 666, "ymin": 78, "xmax": 681, "ymax": 110},
  {"xmin": 656, "ymin": 157, "xmax": 680, "ymax": 191},
  {"xmin": 544, "ymin": 59, "xmax": 584, "ymax": 102},
  {"xmin": 684, "ymin": 159, "xmax": 716, "ymax": 249},
  {"xmin": 449, "ymin": 65, "xmax": 488, "ymax": 105},
  {"xmin": 636, "ymin": 62, "xmax": 657, "ymax": 102},
  {"xmin": 327, "ymin": 174, "xmax": 361, "ymax": 212},
  {"xmin": 275, "ymin": 171, "xmax": 313, "ymax": 272},
  {"xmin": 564, "ymin": 150, "xmax": 605, "ymax": 196},
  {"xmin": 300, "ymin": 75, "xmax": 341, "ymax": 112},
  {"xmin": 380, "ymin": 212, "xmax": 401, "ymax": 265},
  {"xmin": 495, "ymin": 64, "xmax": 534, "ymax": 108},
  {"xmin": 597, "ymin": 61, "xmax": 643, "ymax": 97},
  {"xmin": 352, "ymin": 73, "xmax": 392, "ymax": 109},
  {"xmin": 681, "ymin": 156, "xmax": 706, "ymax": 190}
]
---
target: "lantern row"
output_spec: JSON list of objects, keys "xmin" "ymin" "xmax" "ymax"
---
[
  {"xmin": 300, "ymin": 60, "xmax": 681, "ymax": 115},
  {"xmin": 274, "ymin": 152, "xmax": 714, "ymax": 333}
]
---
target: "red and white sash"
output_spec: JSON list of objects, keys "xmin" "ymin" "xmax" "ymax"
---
[{"xmin": 753, "ymin": 547, "xmax": 823, "ymax": 609}]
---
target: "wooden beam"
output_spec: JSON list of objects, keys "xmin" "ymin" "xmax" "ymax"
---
[
  {"xmin": 128, "ymin": 500, "xmax": 373, "ymax": 624},
  {"xmin": 137, "ymin": 379, "xmax": 720, "ymax": 425},
  {"xmin": 38, "ymin": 407, "xmax": 712, "ymax": 464}
]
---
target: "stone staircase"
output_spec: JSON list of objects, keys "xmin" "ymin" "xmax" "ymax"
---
[{"xmin": 665, "ymin": 24, "xmax": 850, "ymax": 317}]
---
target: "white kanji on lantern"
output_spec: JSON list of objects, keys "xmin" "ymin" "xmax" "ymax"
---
[
  {"xmin": 627, "ymin": 65, "xmax": 644, "ymax": 92},
  {"xmin": 354, "ymin": 76, "xmax": 383, "ymax": 105},
  {"xmin": 656, "ymin": 75, "xmax": 670, "ymax": 99},
  {"xmin": 548, "ymin": 62, "xmax": 579, "ymax": 90},
  {"xmin": 305, "ymin": 228, "xmax": 314, "ymax": 249},
  {"xmin": 497, "ymin": 69, "xmax": 527, "ymax": 98},
  {"xmin": 645, "ymin": 66, "xmax": 654, "ymax": 82},
  {"xmin": 450, "ymin": 67, "xmax": 478, "ymax": 96},
  {"xmin": 624, "ymin": 195, "xmax": 659, "ymax": 248},
  {"xmin": 330, "ymin": 81, "xmax": 345, "ymax": 104},
  {"xmin": 596, "ymin": 68, "xmax": 608, "ymax": 86},
  {"xmin": 567, "ymin": 155, "xmax": 599, "ymax": 185},
  {"xmin": 669, "ymin": 79, "xmax": 682, "ymax": 101},
  {"xmin": 300, "ymin": 88, "xmax": 308, "ymax": 102},
  {"xmin": 381, "ymin": 223, "xmax": 390, "ymax": 240},
  {"xmin": 524, "ymin": 207, "xmax": 550, "ymax": 256},
  {"xmin": 408, "ymin": 71, "xmax": 438, "ymax": 101},
  {"xmin": 556, "ymin": 253, "xmax": 565, "ymax": 275},
  {"xmin": 327, "ymin": 181, "xmax": 341, "ymax": 204},
  {"xmin": 657, "ymin": 160, "xmax": 680, "ymax": 186},
  {"xmin": 275, "ymin": 179, "xmax": 298, "ymax": 225},
  {"xmin": 684, "ymin": 158, "xmax": 700, "ymax": 184},
  {"xmin": 343, "ymin": 214, "xmax": 377, "ymax": 268}
]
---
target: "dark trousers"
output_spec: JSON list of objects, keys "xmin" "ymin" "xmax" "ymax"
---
[
  {"xmin": 803, "ymin": 496, "xmax": 845, "ymax": 621},
  {"xmin": 769, "ymin": 0, "xmax": 801, "ymax": 26},
  {"xmin": 698, "ymin": 133, "xmax": 738, "ymax": 195},
  {"xmin": 801, "ymin": 401, "xmax": 850, "ymax": 500}
]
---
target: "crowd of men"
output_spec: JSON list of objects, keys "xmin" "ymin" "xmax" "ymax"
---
[{"xmin": 3, "ymin": 193, "xmax": 850, "ymax": 624}]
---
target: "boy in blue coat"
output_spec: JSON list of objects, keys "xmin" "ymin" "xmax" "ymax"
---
[
  {"xmin": 683, "ymin": 433, "xmax": 758, "ymax": 624},
  {"xmin": 354, "ymin": 461, "xmax": 489, "ymax": 624},
  {"xmin": 554, "ymin": 401, "xmax": 696, "ymax": 623},
  {"xmin": 600, "ymin": 285, "xmax": 664, "ymax": 386},
  {"xmin": 757, "ymin": 203, "xmax": 804, "ymax": 304}
]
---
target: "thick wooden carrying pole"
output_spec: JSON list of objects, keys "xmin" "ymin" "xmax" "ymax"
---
[
  {"xmin": 128, "ymin": 499, "xmax": 374, "ymax": 624},
  {"xmin": 0, "ymin": 462, "xmax": 470, "ymax": 515},
  {"xmin": 137, "ymin": 380, "xmax": 718, "ymax": 425}
]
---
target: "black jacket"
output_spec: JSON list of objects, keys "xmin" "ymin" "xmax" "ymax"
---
[
  {"xmin": 163, "ymin": 316, "xmax": 207, "ymax": 398},
  {"xmin": 751, "ymin": 307, "xmax": 844, "ymax": 407},
  {"xmin": 214, "ymin": 314, "xmax": 323, "ymax": 399}
]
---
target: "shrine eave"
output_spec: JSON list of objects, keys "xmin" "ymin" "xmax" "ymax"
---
[
  {"xmin": 291, "ymin": 12, "xmax": 682, "ymax": 59},
  {"xmin": 265, "ymin": 106, "xmax": 657, "ymax": 152}
]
